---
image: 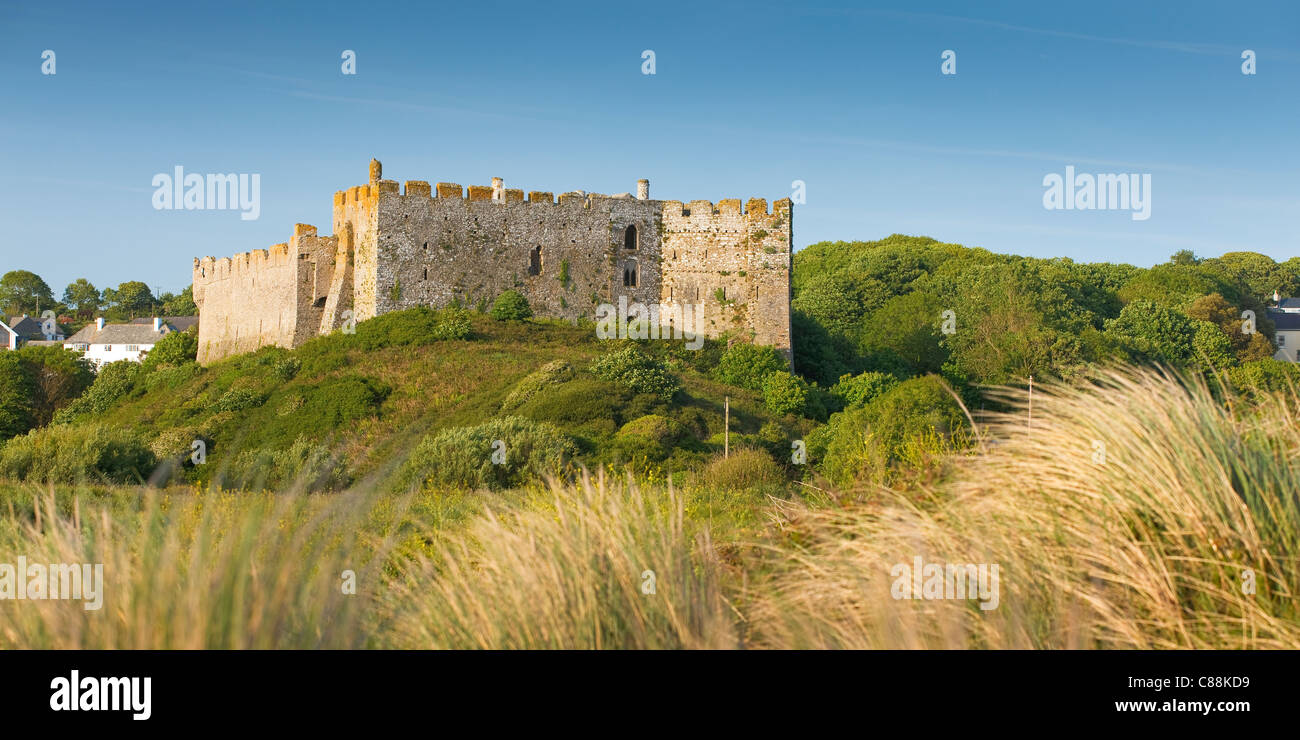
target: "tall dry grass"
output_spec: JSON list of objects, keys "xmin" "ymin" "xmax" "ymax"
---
[
  {"xmin": 746, "ymin": 366, "xmax": 1300, "ymax": 649},
  {"xmin": 2, "ymin": 366, "xmax": 1296, "ymax": 649},
  {"xmin": 0, "ymin": 485, "xmax": 388, "ymax": 649},
  {"xmin": 377, "ymin": 469, "xmax": 737, "ymax": 649}
]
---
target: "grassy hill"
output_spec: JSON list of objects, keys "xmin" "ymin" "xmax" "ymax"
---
[{"xmin": 2, "ymin": 307, "xmax": 811, "ymax": 494}]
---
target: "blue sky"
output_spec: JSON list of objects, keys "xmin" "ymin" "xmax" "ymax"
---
[{"xmin": 2, "ymin": 0, "xmax": 1297, "ymax": 297}]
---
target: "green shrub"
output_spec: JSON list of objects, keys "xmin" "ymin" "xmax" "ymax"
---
[
  {"xmin": 53, "ymin": 360, "xmax": 141, "ymax": 424},
  {"xmin": 222, "ymin": 436, "xmax": 350, "ymax": 492},
  {"xmin": 714, "ymin": 343, "xmax": 787, "ymax": 391},
  {"xmin": 502, "ymin": 360, "xmax": 574, "ymax": 410},
  {"xmin": 590, "ymin": 346, "xmax": 680, "ymax": 402},
  {"xmin": 490, "ymin": 290, "xmax": 532, "ymax": 321},
  {"xmin": 830, "ymin": 371, "xmax": 899, "ymax": 409},
  {"xmin": 612, "ymin": 414, "xmax": 685, "ymax": 463},
  {"xmin": 140, "ymin": 330, "xmax": 198, "ymax": 371},
  {"xmin": 0, "ymin": 352, "xmax": 37, "ymax": 440},
  {"xmin": 762, "ymin": 371, "xmax": 810, "ymax": 416},
  {"xmin": 272, "ymin": 356, "xmax": 301, "ymax": 381},
  {"xmin": 693, "ymin": 448, "xmax": 785, "ymax": 492},
  {"xmin": 515, "ymin": 377, "xmax": 632, "ymax": 437},
  {"xmin": 353, "ymin": 306, "xmax": 472, "ymax": 350},
  {"xmin": 811, "ymin": 374, "xmax": 970, "ymax": 486},
  {"xmin": 213, "ymin": 386, "xmax": 265, "ymax": 413},
  {"xmin": 0, "ymin": 423, "xmax": 156, "ymax": 483},
  {"xmin": 399, "ymin": 415, "xmax": 575, "ymax": 490}
]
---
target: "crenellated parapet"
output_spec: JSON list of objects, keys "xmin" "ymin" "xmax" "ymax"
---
[{"xmin": 194, "ymin": 158, "xmax": 792, "ymax": 364}]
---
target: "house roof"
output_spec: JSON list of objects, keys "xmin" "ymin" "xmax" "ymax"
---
[
  {"xmin": 130, "ymin": 316, "xmax": 199, "ymax": 332},
  {"xmin": 65, "ymin": 322, "xmax": 168, "ymax": 345},
  {"xmin": 1278, "ymin": 298, "xmax": 1300, "ymax": 309},
  {"xmin": 1268, "ymin": 309, "xmax": 1300, "ymax": 331},
  {"xmin": 6, "ymin": 315, "xmax": 64, "ymax": 338}
]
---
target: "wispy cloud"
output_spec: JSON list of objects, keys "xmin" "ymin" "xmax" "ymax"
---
[{"xmin": 806, "ymin": 7, "xmax": 1300, "ymax": 61}]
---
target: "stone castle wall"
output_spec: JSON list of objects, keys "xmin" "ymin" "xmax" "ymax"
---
[{"xmin": 193, "ymin": 160, "xmax": 792, "ymax": 365}]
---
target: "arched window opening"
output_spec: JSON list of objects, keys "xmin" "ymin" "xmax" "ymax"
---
[
  {"xmin": 623, "ymin": 261, "xmax": 637, "ymax": 288},
  {"xmin": 624, "ymin": 225, "xmax": 637, "ymax": 251}
]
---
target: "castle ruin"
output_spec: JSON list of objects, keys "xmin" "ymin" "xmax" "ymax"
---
[{"xmin": 192, "ymin": 160, "xmax": 792, "ymax": 364}]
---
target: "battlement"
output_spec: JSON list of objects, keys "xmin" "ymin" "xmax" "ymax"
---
[{"xmin": 195, "ymin": 158, "xmax": 793, "ymax": 364}]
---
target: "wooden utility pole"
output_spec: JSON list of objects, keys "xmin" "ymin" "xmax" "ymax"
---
[
  {"xmin": 724, "ymin": 396, "xmax": 730, "ymax": 458},
  {"xmin": 1027, "ymin": 375, "xmax": 1033, "ymax": 431}
]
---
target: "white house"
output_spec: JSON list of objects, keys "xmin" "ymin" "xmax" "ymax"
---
[
  {"xmin": 1268, "ymin": 291, "xmax": 1300, "ymax": 363},
  {"xmin": 64, "ymin": 317, "xmax": 174, "ymax": 368}
]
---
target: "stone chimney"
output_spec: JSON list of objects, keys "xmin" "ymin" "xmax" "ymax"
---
[
  {"xmin": 637, "ymin": 179, "xmax": 649, "ymax": 200},
  {"xmin": 1274, "ymin": 289, "xmax": 1281, "ymax": 304},
  {"xmin": 95, "ymin": 317, "xmax": 105, "ymax": 331},
  {"xmin": 491, "ymin": 177, "xmax": 504, "ymax": 202},
  {"xmin": 369, "ymin": 158, "xmax": 382, "ymax": 184}
]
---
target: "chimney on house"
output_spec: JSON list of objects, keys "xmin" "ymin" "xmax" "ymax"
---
[
  {"xmin": 153, "ymin": 317, "xmax": 162, "ymax": 332},
  {"xmin": 637, "ymin": 179, "xmax": 650, "ymax": 200},
  {"xmin": 1274, "ymin": 289, "xmax": 1281, "ymax": 304},
  {"xmin": 95, "ymin": 317, "xmax": 105, "ymax": 331},
  {"xmin": 491, "ymin": 177, "xmax": 504, "ymax": 202}
]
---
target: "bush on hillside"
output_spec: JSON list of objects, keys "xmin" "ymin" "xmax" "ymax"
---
[
  {"xmin": 809, "ymin": 374, "xmax": 970, "ymax": 487},
  {"xmin": 222, "ymin": 436, "xmax": 350, "ymax": 492},
  {"xmin": 502, "ymin": 360, "xmax": 575, "ymax": 410},
  {"xmin": 0, "ymin": 423, "xmax": 156, "ymax": 483},
  {"xmin": 713, "ymin": 343, "xmax": 787, "ymax": 391},
  {"xmin": 490, "ymin": 290, "xmax": 532, "ymax": 321},
  {"xmin": 52, "ymin": 360, "xmax": 141, "ymax": 424},
  {"xmin": 589, "ymin": 346, "xmax": 680, "ymax": 403},
  {"xmin": 140, "ymin": 329, "xmax": 198, "ymax": 371},
  {"xmin": 693, "ymin": 448, "xmax": 786, "ymax": 492},
  {"xmin": 399, "ymin": 415, "xmax": 575, "ymax": 491}
]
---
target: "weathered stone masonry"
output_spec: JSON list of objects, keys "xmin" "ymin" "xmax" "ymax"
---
[{"xmin": 193, "ymin": 160, "xmax": 793, "ymax": 364}]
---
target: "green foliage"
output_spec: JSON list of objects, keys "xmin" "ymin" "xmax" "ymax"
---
[
  {"xmin": 0, "ymin": 353, "xmax": 37, "ymax": 440},
  {"xmin": 352, "ymin": 306, "xmax": 471, "ymax": 350},
  {"xmin": 53, "ymin": 361, "xmax": 141, "ymax": 424},
  {"xmin": 102, "ymin": 280, "xmax": 155, "ymax": 319},
  {"xmin": 858, "ymin": 291, "xmax": 948, "ymax": 375},
  {"xmin": 490, "ymin": 290, "xmax": 533, "ymax": 321},
  {"xmin": 222, "ymin": 436, "xmax": 350, "ymax": 492},
  {"xmin": 160, "ymin": 284, "xmax": 197, "ymax": 316},
  {"xmin": 590, "ymin": 346, "xmax": 680, "ymax": 402},
  {"xmin": 693, "ymin": 448, "xmax": 786, "ymax": 492},
  {"xmin": 613, "ymin": 414, "xmax": 686, "ymax": 463},
  {"xmin": 0, "ymin": 270, "xmax": 55, "ymax": 315},
  {"xmin": 830, "ymin": 371, "xmax": 899, "ymax": 409},
  {"xmin": 1191, "ymin": 321, "xmax": 1236, "ymax": 369},
  {"xmin": 272, "ymin": 356, "xmax": 301, "ymax": 382},
  {"xmin": 810, "ymin": 375, "xmax": 969, "ymax": 487},
  {"xmin": 0, "ymin": 423, "xmax": 155, "ymax": 483},
  {"xmin": 761, "ymin": 371, "xmax": 810, "ymax": 417},
  {"xmin": 213, "ymin": 386, "xmax": 265, "ymax": 413},
  {"xmin": 140, "ymin": 329, "xmax": 198, "ymax": 371},
  {"xmin": 502, "ymin": 360, "xmax": 574, "ymax": 410},
  {"xmin": 1227, "ymin": 359, "xmax": 1300, "ymax": 395},
  {"xmin": 1104, "ymin": 300, "xmax": 1198, "ymax": 365},
  {"xmin": 714, "ymin": 343, "xmax": 787, "ymax": 391},
  {"xmin": 11, "ymin": 345, "xmax": 94, "ymax": 429},
  {"xmin": 62, "ymin": 278, "xmax": 101, "ymax": 316},
  {"xmin": 400, "ymin": 416, "xmax": 575, "ymax": 491}
]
